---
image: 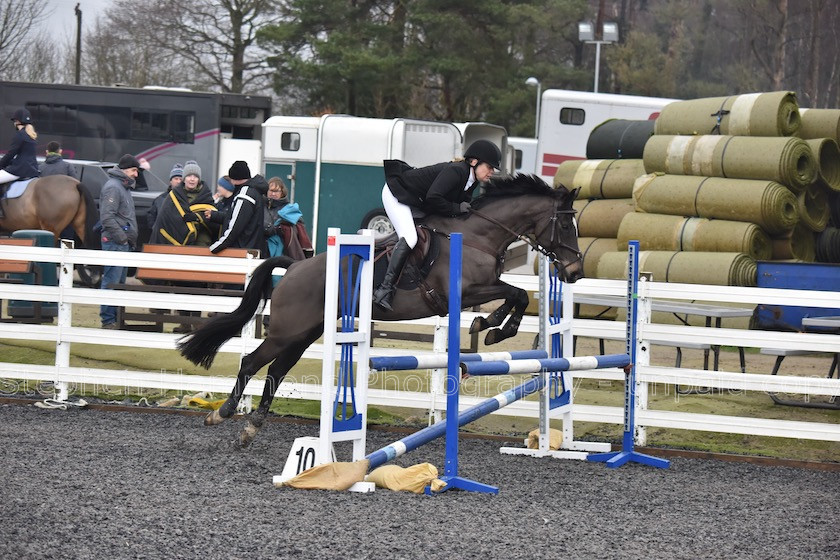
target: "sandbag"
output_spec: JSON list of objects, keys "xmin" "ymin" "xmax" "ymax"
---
[
  {"xmin": 632, "ymin": 173, "xmax": 799, "ymax": 235},
  {"xmin": 653, "ymin": 91, "xmax": 800, "ymax": 136},
  {"xmin": 526, "ymin": 427, "xmax": 563, "ymax": 450},
  {"xmin": 573, "ymin": 198, "xmax": 635, "ymax": 238},
  {"xmin": 643, "ymin": 135, "xmax": 817, "ymax": 192},
  {"xmin": 771, "ymin": 223, "xmax": 816, "ymax": 262},
  {"xmin": 616, "ymin": 213, "xmax": 772, "ymax": 260},
  {"xmin": 586, "ymin": 119, "xmax": 655, "ymax": 159},
  {"xmin": 597, "ymin": 250, "xmax": 757, "ymax": 286},
  {"xmin": 798, "ymin": 108, "xmax": 840, "ymax": 143},
  {"xmin": 805, "ymin": 138, "xmax": 840, "ymax": 192},
  {"xmin": 365, "ymin": 463, "xmax": 445, "ymax": 494},
  {"xmin": 277, "ymin": 459, "xmax": 369, "ymax": 491},
  {"xmin": 554, "ymin": 159, "xmax": 646, "ymax": 199},
  {"xmin": 797, "ymin": 186, "xmax": 830, "ymax": 232}
]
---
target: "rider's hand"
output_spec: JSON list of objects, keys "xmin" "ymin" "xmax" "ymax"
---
[{"xmin": 458, "ymin": 201, "xmax": 472, "ymax": 214}]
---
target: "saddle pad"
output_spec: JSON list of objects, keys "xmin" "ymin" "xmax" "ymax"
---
[{"xmin": 5, "ymin": 178, "xmax": 35, "ymax": 199}]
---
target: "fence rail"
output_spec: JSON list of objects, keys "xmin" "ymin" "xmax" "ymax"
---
[{"xmin": 0, "ymin": 241, "xmax": 838, "ymax": 445}]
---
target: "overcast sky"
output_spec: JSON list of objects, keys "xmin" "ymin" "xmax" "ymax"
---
[{"xmin": 41, "ymin": 0, "xmax": 109, "ymax": 42}]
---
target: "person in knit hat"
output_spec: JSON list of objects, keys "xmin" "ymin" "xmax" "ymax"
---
[
  {"xmin": 204, "ymin": 175, "xmax": 235, "ymax": 225},
  {"xmin": 210, "ymin": 160, "xmax": 269, "ymax": 256},
  {"xmin": 149, "ymin": 159, "xmax": 217, "ymax": 247},
  {"xmin": 147, "ymin": 163, "xmax": 184, "ymax": 231}
]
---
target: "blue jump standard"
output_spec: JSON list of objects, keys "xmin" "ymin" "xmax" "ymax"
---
[{"xmin": 587, "ymin": 240, "xmax": 669, "ymax": 470}]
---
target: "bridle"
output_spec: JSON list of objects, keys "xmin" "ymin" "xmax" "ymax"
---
[{"xmin": 469, "ymin": 188, "xmax": 583, "ymax": 275}]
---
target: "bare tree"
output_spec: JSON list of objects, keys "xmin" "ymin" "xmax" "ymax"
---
[{"xmin": 0, "ymin": 0, "xmax": 51, "ymax": 76}]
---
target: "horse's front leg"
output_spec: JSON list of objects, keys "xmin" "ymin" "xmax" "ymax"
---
[{"xmin": 466, "ymin": 283, "xmax": 530, "ymax": 345}]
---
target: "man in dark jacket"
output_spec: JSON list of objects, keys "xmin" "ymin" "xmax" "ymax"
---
[
  {"xmin": 39, "ymin": 141, "xmax": 78, "ymax": 179},
  {"xmin": 99, "ymin": 154, "xmax": 139, "ymax": 329},
  {"xmin": 209, "ymin": 161, "xmax": 269, "ymax": 257}
]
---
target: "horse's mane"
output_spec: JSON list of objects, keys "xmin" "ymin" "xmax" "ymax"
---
[{"xmin": 471, "ymin": 174, "xmax": 569, "ymax": 210}]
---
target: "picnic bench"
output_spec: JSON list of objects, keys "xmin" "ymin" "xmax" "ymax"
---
[
  {"xmin": 0, "ymin": 238, "xmax": 56, "ymax": 323},
  {"xmin": 113, "ymin": 244, "xmax": 259, "ymax": 333}
]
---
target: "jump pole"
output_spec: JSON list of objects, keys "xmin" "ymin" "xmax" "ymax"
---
[{"xmin": 587, "ymin": 240, "xmax": 669, "ymax": 469}]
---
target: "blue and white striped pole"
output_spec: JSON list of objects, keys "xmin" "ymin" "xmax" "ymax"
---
[
  {"xmin": 461, "ymin": 353, "xmax": 630, "ymax": 377},
  {"xmin": 370, "ymin": 349, "xmax": 549, "ymax": 372}
]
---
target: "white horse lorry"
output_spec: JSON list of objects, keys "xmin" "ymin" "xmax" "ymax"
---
[{"xmin": 261, "ymin": 115, "xmax": 514, "ymax": 253}]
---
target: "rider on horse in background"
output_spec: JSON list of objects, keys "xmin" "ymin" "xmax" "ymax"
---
[
  {"xmin": 0, "ymin": 108, "xmax": 39, "ymax": 220},
  {"xmin": 373, "ymin": 139, "xmax": 502, "ymax": 311}
]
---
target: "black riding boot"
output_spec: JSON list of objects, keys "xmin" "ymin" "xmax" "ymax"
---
[{"xmin": 372, "ymin": 237, "xmax": 411, "ymax": 312}]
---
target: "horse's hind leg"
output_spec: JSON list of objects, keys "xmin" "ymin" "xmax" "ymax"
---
[
  {"xmin": 469, "ymin": 301, "xmax": 513, "ymax": 334},
  {"xmin": 205, "ymin": 340, "xmax": 281, "ymax": 426}
]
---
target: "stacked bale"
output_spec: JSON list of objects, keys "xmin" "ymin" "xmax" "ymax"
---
[{"xmin": 590, "ymin": 91, "xmax": 840, "ymax": 287}]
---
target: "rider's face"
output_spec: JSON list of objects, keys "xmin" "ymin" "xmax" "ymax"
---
[{"xmin": 474, "ymin": 161, "xmax": 496, "ymax": 183}]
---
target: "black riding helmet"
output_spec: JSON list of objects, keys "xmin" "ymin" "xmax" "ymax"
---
[
  {"xmin": 11, "ymin": 108, "xmax": 32, "ymax": 125},
  {"xmin": 464, "ymin": 139, "xmax": 502, "ymax": 171}
]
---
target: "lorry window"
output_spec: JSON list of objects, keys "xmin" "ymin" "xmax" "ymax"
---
[
  {"xmin": 514, "ymin": 149, "xmax": 523, "ymax": 169},
  {"xmin": 281, "ymin": 132, "xmax": 301, "ymax": 151},
  {"xmin": 559, "ymin": 107, "xmax": 585, "ymax": 125}
]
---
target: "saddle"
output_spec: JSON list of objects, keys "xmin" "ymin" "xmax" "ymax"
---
[{"xmin": 372, "ymin": 226, "xmax": 440, "ymax": 291}]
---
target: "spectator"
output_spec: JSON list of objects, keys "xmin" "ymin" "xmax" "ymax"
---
[
  {"xmin": 209, "ymin": 161, "xmax": 269, "ymax": 257},
  {"xmin": 39, "ymin": 141, "xmax": 78, "ymax": 179},
  {"xmin": 40, "ymin": 141, "xmax": 79, "ymax": 241},
  {"xmin": 264, "ymin": 176, "xmax": 313, "ymax": 260},
  {"xmin": 150, "ymin": 160, "xmax": 218, "ymax": 246},
  {"xmin": 0, "ymin": 108, "xmax": 39, "ymax": 219},
  {"xmin": 99, "ymin": 154, "xmax": 139, "ymax": 329},
  {"xmin": 204, "ymin": 175, "xmax": 235, "ymax": 225},
  {"xmin": 147, "ymin": 163, "xmax": 183, "ymax": 232}
]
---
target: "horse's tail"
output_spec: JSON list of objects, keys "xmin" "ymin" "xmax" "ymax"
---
[
  {"xmin": 177, "ymin": 255, "xmax": 296, "ymax": 369},
  {"xmin": 77, "ymin": 182, "xmax": 101, "ymax": 249}
]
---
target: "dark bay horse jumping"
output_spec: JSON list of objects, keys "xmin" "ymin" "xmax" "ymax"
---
[
  {"xmin": 0, "ymin": 175, "xmax": 98, "ymax": 247},
  {"xmin": 178, "ymin": 174, "xmax": 582, "ymax": 446}
]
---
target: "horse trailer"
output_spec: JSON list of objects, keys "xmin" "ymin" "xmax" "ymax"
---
[{"xmin": 262, "ymin": 115, "xmax": 513, "ymax": 253}]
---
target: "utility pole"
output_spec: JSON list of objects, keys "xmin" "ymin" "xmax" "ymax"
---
[{"xmin": 75, "ymin": 4, "xmax": 82, "ymax": 84}]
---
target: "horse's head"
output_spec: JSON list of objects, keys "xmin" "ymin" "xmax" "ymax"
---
[{"xmin": 476, "ymin": 175, "xmax": 583, "ymax": 283}]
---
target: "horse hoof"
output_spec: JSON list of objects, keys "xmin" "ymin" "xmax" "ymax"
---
[
  {"xmin": 204, "ymin": 409, "xmax": 225, "ymax": 426},
  {"xmin": 484, "ymin": 328, "xmax": 503, "ymax": 346},
  {"xmin": 470, "ymin": 317, "xmax": 489, "ymax": 334},
  {"xmin": 239, "ymin": 422, "xmax": 260, "ymax": 447}
]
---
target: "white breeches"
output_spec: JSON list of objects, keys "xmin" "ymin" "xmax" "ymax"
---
[
  {"xmin": 381, "ymin": 184, "xmax": 418, "ymax": 248},
  {"xmin": 0, "ymin": 169, "xmax": 20, "ymax": 184}
]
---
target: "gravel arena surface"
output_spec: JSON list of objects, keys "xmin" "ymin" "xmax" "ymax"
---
[{"xmin": 1, "ymin": 404, "xmax": 838, "ymax": 560}]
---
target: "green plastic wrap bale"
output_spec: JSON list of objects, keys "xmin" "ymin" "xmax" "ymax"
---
[
  {"xmin": 643, "ymin": 135, "xmax": 817, "ymax": 192},
  {"xmin": 796, "ymin": 186, "xmax": 830, "ymax": 232},
  {"xmin": 805, "ymin": 138, "xmax": 840, "ymax": 192},
  {"xmin": 771, "ymin": 222, "xmax": 816, "ymax": 261},
  {"xmin": 797, "ymin": 108, "xmax": 840, "ymax": 143},
  {"xmin": 586, "ymin": 119, "xmax": 655, "ymax": 159},
  {"xmin": 554, "ymin": 159, "xmax": 646, "ymax": 199},
  {"xmin": 597, "ymin": 250, "xmax": 757, "ymax": 286},
  {"xmin": 616, "ymin": 213, "xmax": 771, "ymax": 260},
  {"xmin": 632, "ymin": 173, "xmax": 799, "ymax": 235},
  {"xmin": 653, "ymin": 91, "xmax": 800, "ymax": 136},
  {"xmin": 573, "ymin": 198, "xmax": 635, "ymax": 238}
]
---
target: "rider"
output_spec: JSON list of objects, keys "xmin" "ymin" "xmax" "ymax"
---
[
  {"xmin": 373, "ymin": 139, "xmax": 502, "ymax": 311},
  {"xmin": 0, "ymin": 108, "xmax": 39, "ymax": 219}
]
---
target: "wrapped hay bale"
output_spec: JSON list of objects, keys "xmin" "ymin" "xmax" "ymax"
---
[
  {"xmin": 597, "ymin": 250, "xmax": 757, "ymax": 286},
  {"xmin": 554, "ymin": 159, "xmax": 646, "ymax": 199},
  {"xmin": 616, "ymin": 213, "xmax": 772, "ymax": 260},
  {"xmin": 805, "ymin": 138, "xmax": 840, "ymax": 192},
  {"xmin": 653, "ymin": 91, "xmax": 800, "ymax": 136},
  {"xmin": 586, "ymin": 119, "xmax": 655, "ymax": 160},
  {"xmin": 573, "ymin": 198, "xmax": 635, "ymax": 238},
  {"xmin": 771, "ymin": 222, "xmax": 816, "ymax": 261},
  {"xmin": 816, "ymin": 227, "xmax": 840, "ymax": 262},
  {"xmin": 643, "ymin": 135, "xmax": 817, "ymax": 192},
  {"xmin": 797, "ymin": 108, "xmax": 840, "ymax": 143},
  {"xmin": 796, "ymin": 186, "xmax": 830, "ymax": 232},
  {"xmin": 632, "ymin": 173, "xmax": 799, "ymax": 235},
  {"xmin": 578, "ymin": 237, "xmax": 619, "ymax": 278}
]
